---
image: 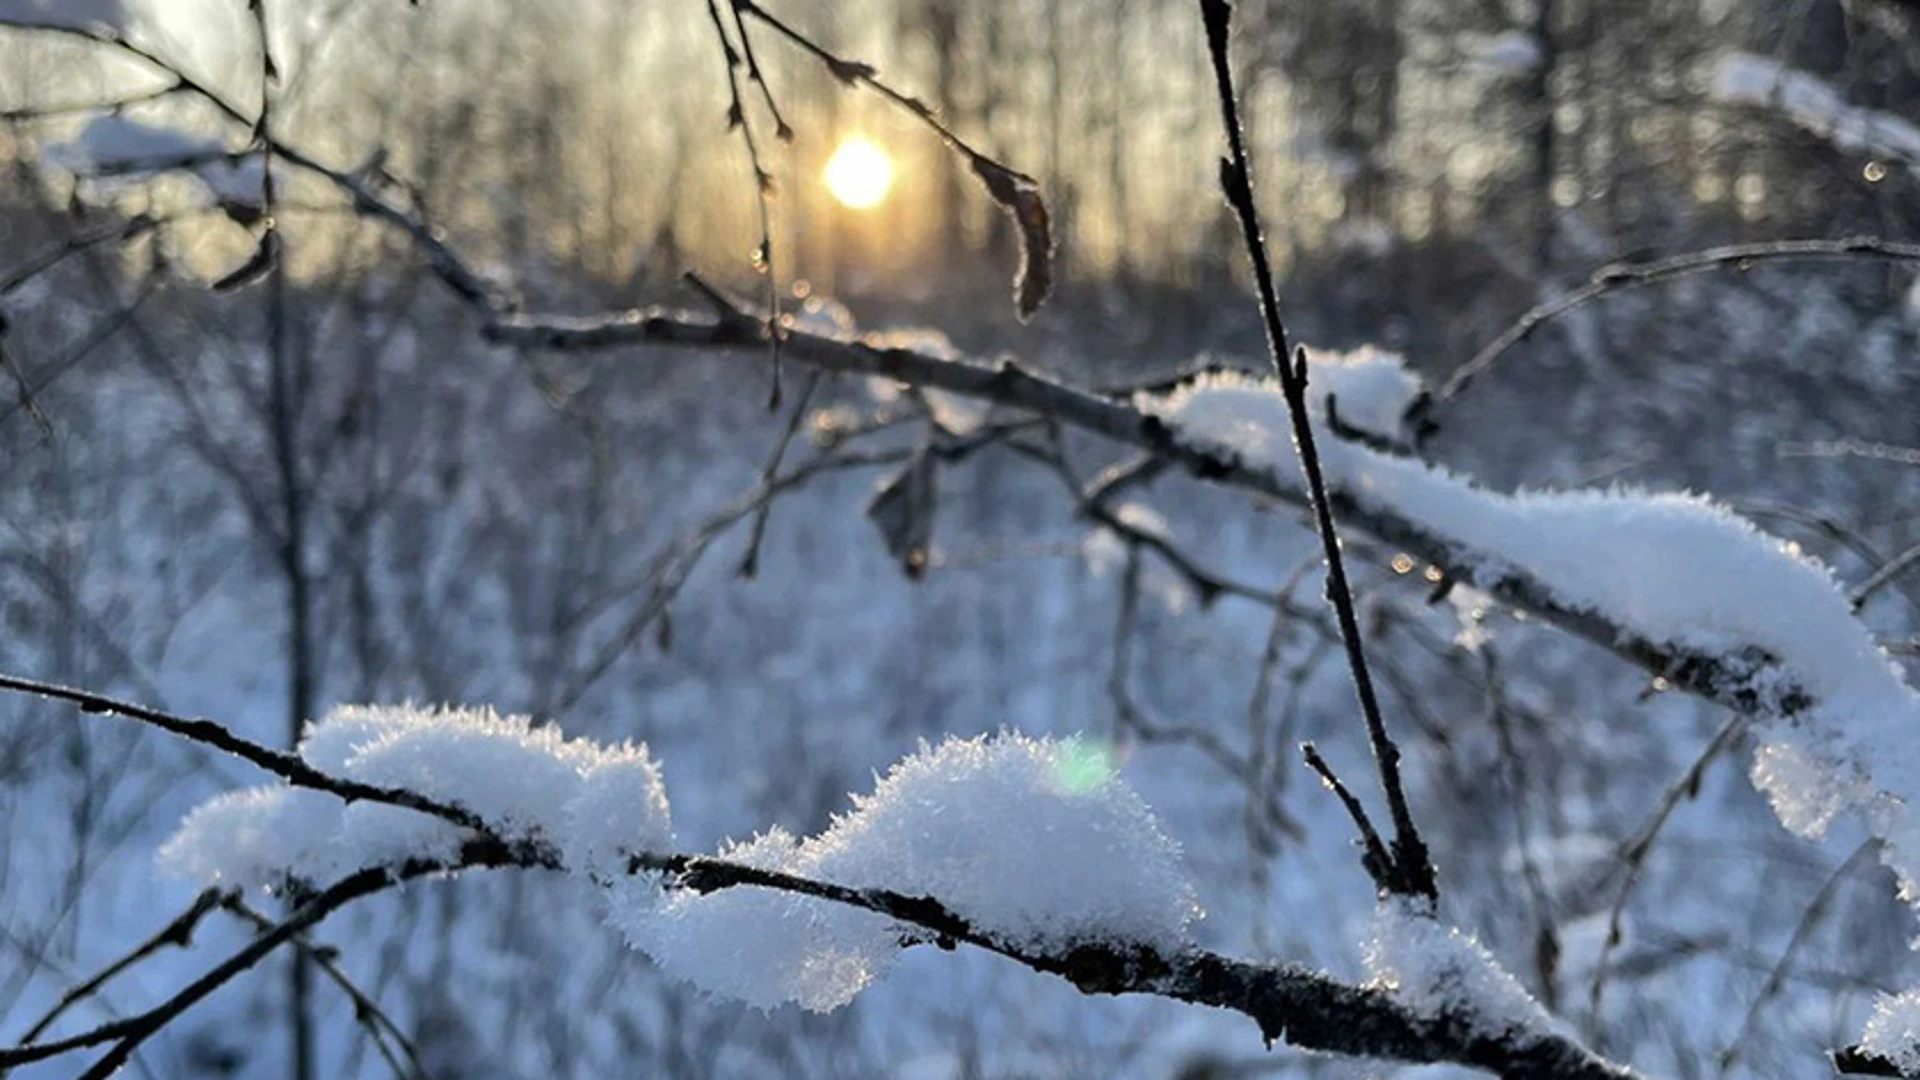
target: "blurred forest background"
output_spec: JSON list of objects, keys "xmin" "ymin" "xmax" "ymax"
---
[{"xmin": 3, "ymin": 0, "xmax": 1920, "ymax": 1077}]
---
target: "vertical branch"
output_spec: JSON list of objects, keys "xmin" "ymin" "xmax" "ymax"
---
[
  {"xmin": 246, "ymin": 5, "xmax": 315, "ymax": 1077},
  {"xmin": 702, "ymin": 0, "xmax": 785, "ymax": 408},
  {"xmin": 726, "ymin": 0, "xmax": 793, "ymax": 141},
  {"xmin": 1196, "ymin": 0, "xmax": 1436, "ymax": 903}
]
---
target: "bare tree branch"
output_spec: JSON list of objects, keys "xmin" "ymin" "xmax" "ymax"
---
[
  {"xmin": 1197, "ymin": 0, "xmax": 1435, "ymax": 903},
  {"xmin": 0, "ymin": 674, "xmax": 492, "ymax": 834},
  {"xmin": 1438, "ymin": 237, "xmax": 1920, "ymax": 406},
  {"xmin": 12, "ymin": 888, "xmax": 228, "ymax": 1047}
]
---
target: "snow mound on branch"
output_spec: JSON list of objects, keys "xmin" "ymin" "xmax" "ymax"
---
[
  {"xmin": 0, "ymin": 0, "xmax": 124, "ymax": 31},
  {"xmin": 616, "ymin": 733, "xmax": 1198, "ymax": 1012},
  {"xmin": 1860, "ymin": 990, "xmax": 1920, "ymax": 1073},
  {"xmin": 1139, "ymin": 352, "xmax": 1920, "ymax": 903},
  {"xmin": 611, "ymin": 828, "xmax": 892, "ymax": 1012},
  {"xmin": 1364, "ymin": 900, "xmax": 1555, "ymax": 1036},
  {"xmin": 1142, "ymin": 346, "xmax": 1422, "ymax": 453},
  {"xmin": 812, "ymin": 733, "xmax": 1198, "ymax": 947},
  {"xmin": 159, "ymin": 787, "xmax": 348, "ymax": 887},
  {"xmin": 563, "ymin": 749, "xmax": 675, "ymax": 881},
  {"xmin": 159, "ymin": 704, "xmax": 672, "ymax": 888}
]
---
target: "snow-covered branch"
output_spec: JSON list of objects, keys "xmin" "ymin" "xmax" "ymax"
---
[{"xmin": 0, "ymin": 687, "xmax": 1641, "ymax": 1079}]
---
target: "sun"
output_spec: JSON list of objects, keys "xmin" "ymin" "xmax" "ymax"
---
[{"xmin": 823, "ymin": 136, "xmax": 895, "ymax": 210}]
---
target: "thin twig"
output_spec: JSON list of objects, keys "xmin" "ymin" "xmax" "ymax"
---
[
  {"xmin": 726, "ymin": 0, "xmax": 792, "ymax": 141},
  {"xmin": 1197, "ymin": 0, "xmax": 1435, "ymax": 902},
  {"xmin": 1439, "ymin": 237, "xmax": 1920, "ymax": 405},
  {"xmin": 1586, "ymin": 712, "xmax": 1746, "ymax": 1044},
  {"xmin": 701, "ymin": 0, "xmax": 784, "ymax": 407},
  {"xmin": 1300, "ymin": 743, "xmax": 1396, "ymax": 894},
  {"xmin": 13, "ymin": 888, "xmax": 228, "ymax": 1046},
  {"xmin": 0, "ymin": 79, "xmax": 185, "ymax": 121},
  {"xmin": 1715, "ymin": 840, "xmax": 1878, "ymax": 1079},
  {"xmin": 735, "ymin": 0, "xmax": 1052, "ymax": 317},
  {"xmin": 1854, "ymin": 541, "xmax": 1920, "ymax": 611},
  {"xmin": 221, "ymin": 896, "xmax": 434, "ymax": 1080},
  {"xmin": 0, "ymin": 673, "xmax": 492, "ymax": 834},
  {"xmin": 737, "ymin": 369, "xmax": 823, "ymax": 577},
  {"xmin": 0, "ymin": 840, "xmax": 543, "ymax": 1076}
]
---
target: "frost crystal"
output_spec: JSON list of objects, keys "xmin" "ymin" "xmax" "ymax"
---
[{"xmin": 1860, "ymin": 989, "xmax": 1920, "ymax": 1074}]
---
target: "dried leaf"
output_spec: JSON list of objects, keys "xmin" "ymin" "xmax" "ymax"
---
[
  {"xmin": 866, "ymin": 450, "xmax": 938, "ymax": 579},
  {"xmin": 969, "ymin": 157, "xmax": 1053, "ymax": 321}
]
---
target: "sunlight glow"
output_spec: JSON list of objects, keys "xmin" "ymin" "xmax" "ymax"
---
[{"xmin": 823, "ymin": 137, "xmax": 895, "ymax": 210}]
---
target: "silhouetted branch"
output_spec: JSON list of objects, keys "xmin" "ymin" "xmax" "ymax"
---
[
  {"xmin": 733, "ymin": 0, "xmax": 1052, "ymax": 318},
  {"xmin": 0, "ymin": 839, "xmax": 543, "ymax": 1077},
  {"xmin": 1439, "ymin": 237, "xmax": 1920, "ymax": 405},
  {"xmin": 701, "ymin": 0, "xmax": 784, "ymax": 406},
  {"xmin": 13, "ymin": 888, "xmax": 228, "ymax": 1047},
  {"xmin": 1586, "ymin": 712, "xmax": 1747, "ymax": 1044},
  {"xmin": 220, "ymin": 895, "xmax": 433, "ymax": 1080},
  {"xmin": 1300, "ymin": 742, "xmax": 1397, "ymax": 893},
  {"xmin": 0, "ymin": 673, "xmax": 492, "ymax": 834},
  {"xmin": 1197, "ymin": 0, "xmax": 1435, "ymax": 903},
  {"xmin": 1716, "ymin": 840, "xmax": 1878, "ymax": 1078}
]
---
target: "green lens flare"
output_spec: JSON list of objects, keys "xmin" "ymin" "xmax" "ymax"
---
[{"xmin": 1053, "ymin": 738, "xmax": 1115, "ymax": 794}]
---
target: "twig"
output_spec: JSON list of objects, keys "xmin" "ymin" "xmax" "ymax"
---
[
  {"xmin": 0, "ymin": 332, "xmax": 49, "ymax": 438},
  {"xmin": 1, "ymin": 214, "xmax": 165, "ymax": 297},
  {"xmin": 701, "ymin": 0, "xmax": 784, "ymax": 407},
  {"xmin": 1197, "ymin": 0, "xmax": 1435, "ymax": 902},
  {"xmin": 1483, "ymin": 648, "xmax": 1561, "ymax": 1009},
  {"xmin": 1716, "ymin": 840, "xmax": 1878, "ymax": 1078},
  {"xmin": 0, "ymin": 673, "xmax": 493, "ymax": 834},
  {"xmin": 4, "ymin": 18, "xmax": 509, "ymax": 310},
  {"xmin": 1586, "ymin": 712, "xmax": 1746, "ymax": 1044},
  {"xmin": 737, "ymin": 369, "xmax": 823, "ymax": 577},
  {"xmin": 221, "ymin": 896, "xmax": 434, "ymax": 1080},
  {"xmin": 13, "ymin": 888, "xmax": 228, "ymax": 1046},
  {"xmin": 485, "ymin": 306, "xmax": 1842, "ymax": 750},
  {"xmin": 1854, "ymin": 541, "xmax": 1920, "ymax": 611},
  {"xmin": 1300, "ymin": 743, "xmax": 1396, "ymax": 893},
  {"xmin": 735, "ymin": 0, "xmax": 1052, "ymax": 318},
  {"xmin": 0, "ymin": 79, "xmax": 186, "ymax": 122},
  {"xmin": 1438, "ymin": 237, "xmax": 1920, "ymax": 405},
  {"xmin": 0, "ymin": 839, "xmax": 542, "ymax": 1076},
  {"xmin": 726, "ymin": 0, "xmax": 792, "ymax": 141}
]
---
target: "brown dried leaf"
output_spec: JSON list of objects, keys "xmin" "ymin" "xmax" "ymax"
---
[
  {"xmin": 865, "ymin": 450, "xmax": 938, "ymax": 580},
  {"xmin": 968, "ymin": 157, "xmax": 1053, "ymax": 321}
]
